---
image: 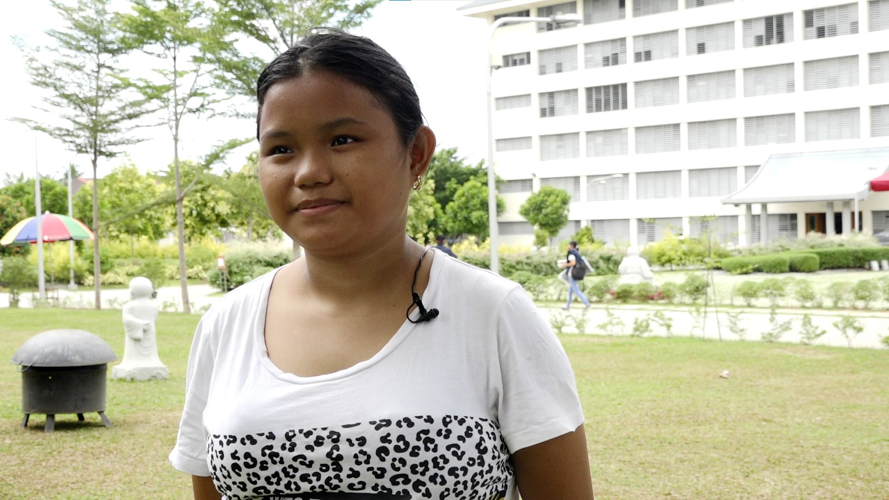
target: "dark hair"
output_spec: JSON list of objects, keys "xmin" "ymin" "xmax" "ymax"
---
[
  {"xmin": 435, "ymin": 234, "xmax": 446, "ymax": 243},
  {"xmin": 569, "ymin": 241, "xmax": 578, "ymax": 248},
  {"xmin": 256, "ymin": 30, "xmax": 423, "ymax": 146}
]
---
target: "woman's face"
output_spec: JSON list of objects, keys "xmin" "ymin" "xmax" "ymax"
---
[{"xmin": 257, "ymin": 70, "xmax": 431, "ymax": 255}]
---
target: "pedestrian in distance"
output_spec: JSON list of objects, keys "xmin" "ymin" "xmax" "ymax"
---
[
  {"xmin": 559, "ymin": 241, "xmax": 591, "ymax": 310},
  {"xmin": 169, "ymin": 29, "xmax": 594, "ymax": 500},
  {"xmin": 434, "ymin": 233, "xmax": 457, "ymax": 258}
]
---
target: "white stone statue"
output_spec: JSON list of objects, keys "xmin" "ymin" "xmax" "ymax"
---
[
  {"xmin": 112, "ymin": 277, "xmax": 168, "ymax": 381},
  {"xmin": 618, "ymin": 246, "xmax": 655, "ymax": 285}
]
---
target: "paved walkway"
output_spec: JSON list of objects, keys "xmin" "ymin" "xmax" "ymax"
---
[{"xmin": 0, "ymin": 283, "xmax": 220, "ymax": 313}]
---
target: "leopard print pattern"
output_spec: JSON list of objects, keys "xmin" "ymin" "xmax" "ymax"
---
[{"xmin": 208, "ymin": 415, "xmax": 512, "ymax": 500}]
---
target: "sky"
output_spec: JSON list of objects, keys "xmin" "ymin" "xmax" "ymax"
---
[{"xmin": 0, "ymin": 0, "xmax": 489, "ymax": 183}]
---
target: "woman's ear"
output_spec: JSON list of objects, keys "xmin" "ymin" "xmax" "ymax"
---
[{"xmin": 408, "ymin": 126, "xmax": 437, "ymax": 180}]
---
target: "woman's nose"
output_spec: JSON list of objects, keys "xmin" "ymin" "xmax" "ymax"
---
[{"xmin": 292, "ymin": 149, "xmax": 333, "ymax": 188}]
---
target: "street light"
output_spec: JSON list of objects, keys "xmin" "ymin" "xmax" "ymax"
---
[{"xmin": 486, "ymin": 13, "xmax": 583, "ymax": 275}]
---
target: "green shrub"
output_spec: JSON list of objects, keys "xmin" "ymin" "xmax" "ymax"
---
[
  {"xmin": 720, "ymin": 255, "xmax": 790, "ymax": 274},
  {"xmin": 833, "ymin": 315, "xmax": 864, "ymax": 347},
  {"xmin": 733, "ymin": 281, "xmax": 760, "ymax": 306},
  {"xmin": 631, "ymin": 317, "xmax": 652, "ymax": 337},
  {"xmin": 0, "ymin": 256, "xmax": 38, "ymax": 303},
  {"xmin": 761, "ymin": 306, "xmax": 792, "ymax": 342},
  {"xmin": 649, "ymin": 311, "xmax": 673, "ymax": 337},
  {"xmin": 726, "ymin": 311, "xmax": 747, "ymax": 340},
  {"xmin": 807, "ymin": 247, "xmax": 889, "ymax": 270},
  {"xmin": 681, "ymin": 273, "xmax": 709, "ymax": 303},
  {"xmin": 792, "ymin": 280, "xmax": 817, "ymax": 307},
  {"xmin": 758, "ymin": 278, "xmax": 787, "ymax": 307},
  {"xmin": 658, "ymin": 282, "xmax": 680, "ymax": 303},
  {"xmin": 826, "ymin": 281, "xmax": 852, "ymax": 308},
  {"xmin": 137, "ymin": 258, "xmax": 167, "ymax": 290},
  {"xmin": 587, "ymin": 276, "xmax": 617, "ymax": 302},
  {"xmin": 208, "ymin": 243, "xmax": 292, "ymax": 291},
  {"xmin": 852, "ymin": 280, "xmax": 880, "ymax": 309},
  {"xmin": 799, "ymin": 314, "xmax": 826, "ymax": 345},
  {"xmin": 785, "ymin": 253, "xmax": 820, "ymax": 273},
  {"xmin": 633, "ymin": 282, "xmax": 657, "ymax": 301},
  {"xmin": 614, "ymin": 283, "xmax": 635, "ymax": 302}
]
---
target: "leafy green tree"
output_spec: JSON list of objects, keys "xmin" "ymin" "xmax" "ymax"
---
[
  {"xmin": 519, "ymin": 186, "xmax": 571, "ymax": 247},
  {"xmin": 426, "ymin": 148, "xmax": 485, "ymax": 212},
  {"xmin": 72, "ymin": 162, "xmax": 168, "ymax": 254},
  {"xmin": 13, "ymin": 0, "xmax": 151, "ymax": 308},
  {"xmin": 157, "ymin": 160, "xmax": 232, "ymax": 242},
  {"xmin": 0, "ymin": 194, "xmax": 28, "ymax": 257},
  {"xmin": 212, "ymin": 152, "xmax": 278, "ymax": 241},
  {"xmin": 204, "ymin": 0, "xmax": 382, "ymax": 107},
  {"xmin": 444, "ymin": 179, "xmax": 504, "ymax": 240},
  {"xmin": 407, "ymin": 178, "xmax": 440, "ymax": 245},
  {"xmin": 120, "ymin": 0, "xmax": 222, "ymax": 313},
  {"xmin": 0, "ymin": 175, "xmax": 69, "ymax": 216}
]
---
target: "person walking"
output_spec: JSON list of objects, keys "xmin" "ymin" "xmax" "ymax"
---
[
  {"xmin": 434, "ymin": 234, "xmax": 457, "ymax": 258},
  {"xmin": 559, "ymin": 241, "xmax": 591, "ymax": 310}
]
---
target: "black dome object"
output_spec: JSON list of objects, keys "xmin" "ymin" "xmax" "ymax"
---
[{"xmin": 11, "ymin": 329, "xmax": 117, "ymax": 367}]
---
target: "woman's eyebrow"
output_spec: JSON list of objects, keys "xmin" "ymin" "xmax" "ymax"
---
[{"xmin": 259, "ymin": 118, "xmax": 368, "ymax": 142}]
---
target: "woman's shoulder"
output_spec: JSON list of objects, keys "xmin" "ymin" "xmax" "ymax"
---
[
  {"xmin": 433, "ymin": 251, "xmax": 522, "ymax": 303},
  {"xmin": 199, "ymin": 266, "xmax": 281, "ymax": 325}
]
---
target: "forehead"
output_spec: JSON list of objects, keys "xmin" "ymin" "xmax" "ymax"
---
[{"xmin": 258, "ymin": 70, "xmax": 391, "ymax": 135}]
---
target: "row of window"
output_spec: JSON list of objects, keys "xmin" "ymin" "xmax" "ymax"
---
[
  {"xmin": 495, "ymin": 105, "xmax": 889, "ymax": 159},
  {"xmin": 499, "ymin": 165, "xmax": 759, "ymax": 202},
  {"xmin": 504, "ymin": 3, "xmax": 889, "ymax": 71},
  {"xmin": 497, "ymin": 52, "xmax": 889, "ymax": 116},
  {"xmin": 498, "ymin": 213, "xmax": 798, "ymax": 246},
  {"xmin": 514, "ymin": 0, "xmax": 889, "ymax": 32}
]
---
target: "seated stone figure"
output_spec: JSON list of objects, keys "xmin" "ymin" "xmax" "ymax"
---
[
  {"xmin": 618, "ymin": 246, "xmax": 655, "ymax": 285},
  {"xmin": 112, "ymin": 277, "xmax": 168, "ymax": 381}
]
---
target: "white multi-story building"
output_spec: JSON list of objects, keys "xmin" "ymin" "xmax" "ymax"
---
[{"xmin": 461, "ymin": 0, "xmax": 889, "ymax": 247}]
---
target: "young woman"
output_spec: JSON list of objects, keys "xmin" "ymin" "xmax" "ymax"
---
[{"xmin": 169, "ymin": 31, "xmax": 594, "ymax": 500}]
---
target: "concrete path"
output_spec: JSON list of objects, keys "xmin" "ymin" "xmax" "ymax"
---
[{"xmin": 0, "ymin": 283, "xmax": 220, "ymax": 313}]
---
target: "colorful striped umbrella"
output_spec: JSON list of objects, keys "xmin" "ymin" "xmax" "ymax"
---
[{"xmin": 0, "ymin": 212, "xmax": 94, "ymax": 246}]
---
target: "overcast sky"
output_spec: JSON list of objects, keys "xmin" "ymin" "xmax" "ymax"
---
[{"xmin": 0, "ymin": 0, "xmax": 489, "ymax": 183}]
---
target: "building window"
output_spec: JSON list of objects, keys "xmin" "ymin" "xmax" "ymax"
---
[
  {"xmin": 540, "ymin": 133, "xmax": 580, "ymax": 160},
  {"xmin": 590, "ymin": 219, "xmax": 631, "ymax": 246},
  {"xmin": 690, "ymin": 216, "xmax": 739, "ymax": 245},
  {"xmin": 804, "ymin": 55, "xmax": 859, "ymax": 91},
  {"xmin": 874, "ymin": 105, "xmax": 889, "ymax": 137},
  {"xmin": 745, "ymin": 165, "xmax": 760, "ymax": 184},
  {"xmin": 586, "ymin": 84, "xmax": 628, "ymax": 112},
  {"xmin": 633, "ymin": 30, "xmax": 679, "ymax": 63},
  {"xmin": 686, "ymin": 22, "xmax": 735, "ymax": 56},
  {"xmin": 638, "ymin": 217, "xmax": 683, "ymax": 243},
  {"xmin": 688, "ymin": 70, "xmax": 736, "ymax": 103},
  {"xmin": 587, "ymin": 129, "xmax": 628, "ymax": 157},
  {"xmin": 873, "ymin": 210, "xmax": 889, "ymax": 233},
  {"xmin": 502, "ymin": 52, "xmax": 530, "ymax": 67},
  {"xmin": 634, "ymin": 0, "xmax": 678, "ymax": 18},
  {"xmin": 539, "ymin": 90, "xmax": 578, "ymax": 118},
  {"xmin": 743, "ymin": 13, "xmax": 794, "ymax": 47},
  {"xmin": 585, "ymin": 38, "xmax": 627, "ymax": 69},
  {"xmin": 635, "ymin": 77, "xmax": 679, "ymax": 108},
  {"xmin": 636, "ymin": 171, "xmax": 681, "ymax": 199},
  {"xmin": 744, "ymin": 113, "xmax": 796, "ymax": 146},
  {"xmin": 587, "ymin": 175, "xmax": 629, "ymax": 201},
  {"xmin": 540, "ymin": 177, "xmax": 581, "ymax": 201},
  {"xmin": 499, "ymin": 221, "xmax": 534, "ymax": 235},
  {"xmin": 538, "ymin": 2, "xmax": 578, "ymax": 32},
  {"xmin": 495, "ymin": 137, "xmax": 532, "ymax": 152},
  {"xmin": 635, "ymin": 124, "xmax": 680, "ymax": 154},
  {"xmin": 745, "ymin": 114, "xmax": 796, "ymax": 146},
  {"xmin": 552, "ymin": 221, "xmax": 582, "ymax": 244},
  {"xmin": 584, "ymin": 0, "xmax": 625, "ymax": 24},
  {"xmin": 803, "ymin": 4, "xmax": 859, "ymax": 40},
  {"xmin": 871, "ymin": 51, "xmax": 889, "ymax": 84},
  {"xmin": 539, "ymin": 45, "xmax": 578, "ymax": 75},
  {"xmin": 686, "ymin": 0, "xmax": 731, "ymax": 8},
  {"xmin": 805, "ymin": 108, "xmax": 861, "ymax": 141},
  {"xmin": 499, "ymin": 179, "xmax": 533, "ymax": 193},
  {"xmin": 495, "ymin": 94, "xmax": 532, "ymax": 110},
  {"xmin": 873, "ymin": 0, "xmax": 889, "ymax": 31},
  {"xmin": 744, "ymin": 63, "xmax": 795, "ymax": 96},
  {"xmin": 688, "ymin": 168, "xmax": 738, "ymax": 197},
  {"xmin": 494, "ymin": 9, "xmax": 530, "ymax": 20},
  {"xmin": 688, "ymin": 119, "xmax": 737, "ymax": 150},
  {"xmin": 754, "ymin": 214, "xmax": 798, "ymax": 243}
]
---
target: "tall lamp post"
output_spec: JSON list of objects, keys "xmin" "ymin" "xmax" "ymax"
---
[{"xmin": 486, "ymin": 13, "xmax": 583, "ymax": 274}]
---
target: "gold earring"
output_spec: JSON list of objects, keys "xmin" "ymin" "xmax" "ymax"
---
[{"xmin": 412, "ymin": 175, "xmax": 423, "ymax": 190}]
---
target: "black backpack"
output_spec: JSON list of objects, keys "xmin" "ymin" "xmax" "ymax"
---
[{"xmin": 568, "ymin": 249, "xmax": 590, "ymax": 280}]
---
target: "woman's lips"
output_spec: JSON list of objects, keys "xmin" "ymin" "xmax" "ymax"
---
[{"xmin": 295, "ymin": 200, "xmax": 343, "ymax": 217}]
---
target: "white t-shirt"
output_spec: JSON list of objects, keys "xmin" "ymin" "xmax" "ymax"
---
[{"xmin": 169, "ymin": 250, "xmax": 584, "ymax": 500}]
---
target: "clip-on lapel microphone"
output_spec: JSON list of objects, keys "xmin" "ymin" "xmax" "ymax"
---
[{"xmin": 406, "ymin": 248, "xmax": 439, "ymax": 324}]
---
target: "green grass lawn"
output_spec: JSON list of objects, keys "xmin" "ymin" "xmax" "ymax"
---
[{"xmin": 1, "ymin": 309, "xmax": 887, "ymax": 498}]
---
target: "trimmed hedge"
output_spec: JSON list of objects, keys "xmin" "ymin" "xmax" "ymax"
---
[
  {"xmin": 805, "ymin": 247, "xmax": 889, "ymax": 270},
  {"xmin": 785, "ymin": 253, "xmax": 820, "ymax": 273},
  {"xmin": 720, "ymin": 255, "xmax": 790, "ymax": 274}
]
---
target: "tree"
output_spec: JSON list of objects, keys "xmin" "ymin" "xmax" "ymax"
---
[
  {"xmin": 13, "ymin": 0, "xmax": 151, "ymax": 309},
  {"xmin": 425, "ymin": 147, "xmax": 486, "ymax": 215},
  {"xmin": 157, "ymin": 160, "xmax": 232, "ymax": 241},
  {"xmin": 519, "ymin": 186, "xmax": 571, "ymax": 247},
  {"xmin": 0, "ymin": 175, "xmax": 69, "ymax": 216},
  {"xmin": 0, "ymin": 194, "xmax": 28, "ymax": 258},
  {"xmin": 444, "ymin": 179, "xmax": 504, "ymax": 240},
  {"xmin": 204, "ymin": 0, "xmax": 382, "ymax": 108},
  {"xmin": 72, "ymin": 162, "xmax": 168, "ymax": 253},
  {"xmin": 407, "ymin": 178, "xmax": 440, "ymax": 245},
  {"xmin": 213, "ymin": 152, "xmax": 278, "ymax": 241},
  {"xmin": 120, "ymin": 0, "xmax": 222, "ymax": 313}
]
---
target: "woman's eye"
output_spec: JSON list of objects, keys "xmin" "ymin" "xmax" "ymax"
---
[
  {"xmin": 269, "ymin": 146, "xmax": 292, "ymax": 155},
  {"xmin": 331, "ymin": 136, "xmax": 355, "ymax": 147}
]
